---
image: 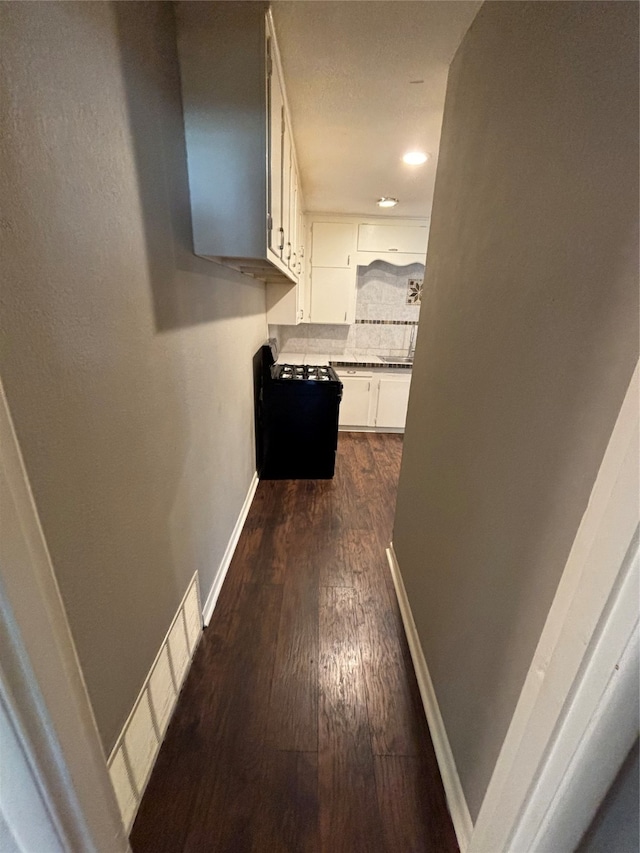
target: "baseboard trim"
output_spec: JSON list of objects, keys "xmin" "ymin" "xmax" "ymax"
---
[
  {"xmin": 107, "ymin": 572, "xmax": 202, "ymax": 832},
  {"xmin": 339, "ymin": 426, "xmax": 404, "ymax": 434},
  {"xmin": 202, "ymin": 471, "xmax": 259, "ymax": 626},
  {"xmin": 386, "ymin": 544, "xmax": 473, "ymax": 852}
]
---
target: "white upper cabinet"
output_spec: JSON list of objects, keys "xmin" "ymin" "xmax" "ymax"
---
[
  {"xmin": 309, "ymin": 222, "xmax": 357, "ymax": 324},
  {"xmin": 357, "ymin": 224, "xmax": 428, "ymax": 256},
  {"xmin": 267, "ymin": 171, "xmax": 307, "ymax": 326},
  {"xmin": 268, "ymin": 48, "xmax": 285, "ymax": 262},
  {"xmin": 304, "ymin": 215, "xmax": 428, "ymax": 324},
  {"xmin": 176, "ymin": 3, "xmax": 302, "ymax": 286},
  {"xmin": 284, "ymin": 125, "xmax": 299, "ymax": 274},
  {"xmin": 311, "ymin": 223, "xmax": 357, "ymax": 268},
  {"xmin": 309, "ymin": 268, "xmax": 354, "ymax": 324}
]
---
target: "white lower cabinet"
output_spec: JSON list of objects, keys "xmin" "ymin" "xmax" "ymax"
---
[
  {"xmin": 338, "ymin": 373, "xmax": 374, "ymax": 427},
  {"xmin": 375, "ymin": 374, "xmax": 412, "ymax": 428},
  {"xmin": 336, "ymin": 369, "xmax": 412, "ymax": 430}
]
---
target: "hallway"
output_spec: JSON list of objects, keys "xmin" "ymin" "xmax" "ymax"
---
[{"xmin": 131, "ymin": 433, "xmax": 457, "ymax": 852}]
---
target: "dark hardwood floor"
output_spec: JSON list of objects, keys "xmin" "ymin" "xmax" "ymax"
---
[{"xmin": 131, "ymin": 433, "xmax": 458, "ymax": 853}]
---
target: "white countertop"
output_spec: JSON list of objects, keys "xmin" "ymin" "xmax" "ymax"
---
[{"xmin": 276, "ymin": 351, "xmax": 384, "ymax": 366}]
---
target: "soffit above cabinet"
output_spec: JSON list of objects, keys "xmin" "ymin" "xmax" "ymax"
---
[{"xmin": 270, "ymin": 1, "xmax": 481, "ymax": 218}]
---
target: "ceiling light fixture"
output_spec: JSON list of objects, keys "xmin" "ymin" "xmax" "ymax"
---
[
  {"xmin": 403, "ymin": 151, "xmax": 429, "ymax": 165},
  {"xmin": 377, "ymin": 197, "xmax": 399, "ymax": 208}
]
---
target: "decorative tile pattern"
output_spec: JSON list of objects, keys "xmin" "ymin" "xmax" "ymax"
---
[
  {"xmin": 406, "ymin": 278, "xmax": 424, "ymax": 305},
  {"xmin": 330, "ymin": 360, "xmax": 413, "ymax": 370},
  {"xmin": 356, "ymin": 260, "xmax": 424, "ymax": 322},
  {"xmin": 355, "ymin": 319, "xmax": 418, "ymax": 325},
  {"xmin": 273, "ymin": 259, "xmax": 426, "ymax": 359}
]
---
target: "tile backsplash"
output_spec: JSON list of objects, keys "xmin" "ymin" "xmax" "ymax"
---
[
  {"xmin": 356, "ymin": 260, "xmax": 424, "ymax": 322},
  {"xmin": 272, "ymin": 260, "xmax": 424, "ymax": 356}
]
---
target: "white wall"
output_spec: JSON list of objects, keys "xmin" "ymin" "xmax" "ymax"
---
[{"xmin": 0, "ymin": 2, "xmax": 267, "ymax": 751}]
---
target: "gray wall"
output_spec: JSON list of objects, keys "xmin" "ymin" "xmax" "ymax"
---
[
  {"xmin": 578, "ymin": 740, "xmax": 640, "ymax": 853},
  {"xmin": 0, "ymin": 2, "xmax": 267, "ymax": 751},
  {"xmin": 393, "ymin": 1, "xmax": 639, "ymax": 821}
]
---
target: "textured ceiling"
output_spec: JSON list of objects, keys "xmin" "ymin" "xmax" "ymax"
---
[{"xmin": 271, "ymin": 1, "xmax": 482, "ymax": 218}]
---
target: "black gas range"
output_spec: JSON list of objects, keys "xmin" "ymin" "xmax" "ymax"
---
[{"xmin": 257, "ymin": 345, "xmax": 343, "ymax": 479}]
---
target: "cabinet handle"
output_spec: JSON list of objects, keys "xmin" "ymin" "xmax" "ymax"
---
[
  {"xmin": 347, "ymin": 370, "xmax": 356, "ymax": 374},
  {"xmin": 347, "ymin": 254, "xmax": 350, "ymax": 266},
  {"xmin": 287, "ymin": 242, "xmax": 292, "ymax": 260},
  {"xmin": 344, "ymin": 311, "xmax": 347, "ymax": 322},
  {"xmin": 279, "ymin": 227, "xmax": 285, "ymax": 252},
  {"xmin": 389, "ymin": 247, "xmax": 398, "ymax": 252},
  {"xmin": 300, "ymin": 308, "xmax": 304, "ymax": 319}
]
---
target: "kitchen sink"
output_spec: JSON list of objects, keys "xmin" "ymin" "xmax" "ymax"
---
[{"xmin": 379, "ymin": 356, "xmax": 414, "ymax": 364}]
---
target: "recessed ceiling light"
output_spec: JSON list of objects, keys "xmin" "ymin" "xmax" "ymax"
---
[
  {"xmin": 403, "ymin": 151, "xmax": 429, "ymax": 165},
  {"xmin": 377, "ymin": 197, "xmax": 399, "ymax": 208}
]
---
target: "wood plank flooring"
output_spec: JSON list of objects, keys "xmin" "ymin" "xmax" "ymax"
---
[{"xmin": 131, "ymin": 433, "xmax": 458, "ymax": 853}]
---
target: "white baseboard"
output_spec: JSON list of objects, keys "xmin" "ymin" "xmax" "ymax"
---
[
  {"xmin": 386, "ymin": 544, "xmax": 473, "ymax": 852},
  {"xmin": 202, "ymin": 471, "xmax": 259, "ymax": 626},
  {"xmin": 107, "ymin": 572, "xmax": 202, "ymax": 832},
  {"xmin": 339, "ymin": 426, "xmax": 404, "ymax": 434}
]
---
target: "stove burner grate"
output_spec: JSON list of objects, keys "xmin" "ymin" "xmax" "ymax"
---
[{"xmin": 276, "ymin": 364, "xmax": 336, "ymax": 382}]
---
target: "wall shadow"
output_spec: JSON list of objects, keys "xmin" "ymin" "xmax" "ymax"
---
[{"xmin": 113, "ymin": 2, "xmax": 265, "ymax": 333}]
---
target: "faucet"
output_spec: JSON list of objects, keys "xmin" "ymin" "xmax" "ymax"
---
[{"xmin": 408, "ymin": 324, "xmax": 417, "ymax": 358}]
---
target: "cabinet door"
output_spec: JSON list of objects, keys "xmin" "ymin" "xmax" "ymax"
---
[
  {"xmin": 338, "ymin": 375, "xmax": 372, "ymax": 427},
  {"xmin": 297, "ymin": 206, "xmax": 305, "ymax": 272},
  {"xmin": 375, "ymin": 374, "xmax": 412, "ymax": 429},
  {"xmin": 311, "ymin": 222, "xmax": 356, "ymax": 268},
  {"xmin": 282, "ymin": 123, "xmax": 292, "ymax": 265},
  {"xmin": 297, "ymin": 209, "xmax": 307, "ymax": 321},
  {"xmin": 310, "ymin": 268, "xmax": 353, "ymax": 324},
  {"xmin": 358, "ymin": 223, "xmax": 428, "ymax": 255},
  {"xmin": 268, "ymin": 49, "xmax": 284, "ymax": 258},
  {"xmin": 287, "ymin": 159, "xmax": 298, "ymax": 273}
]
